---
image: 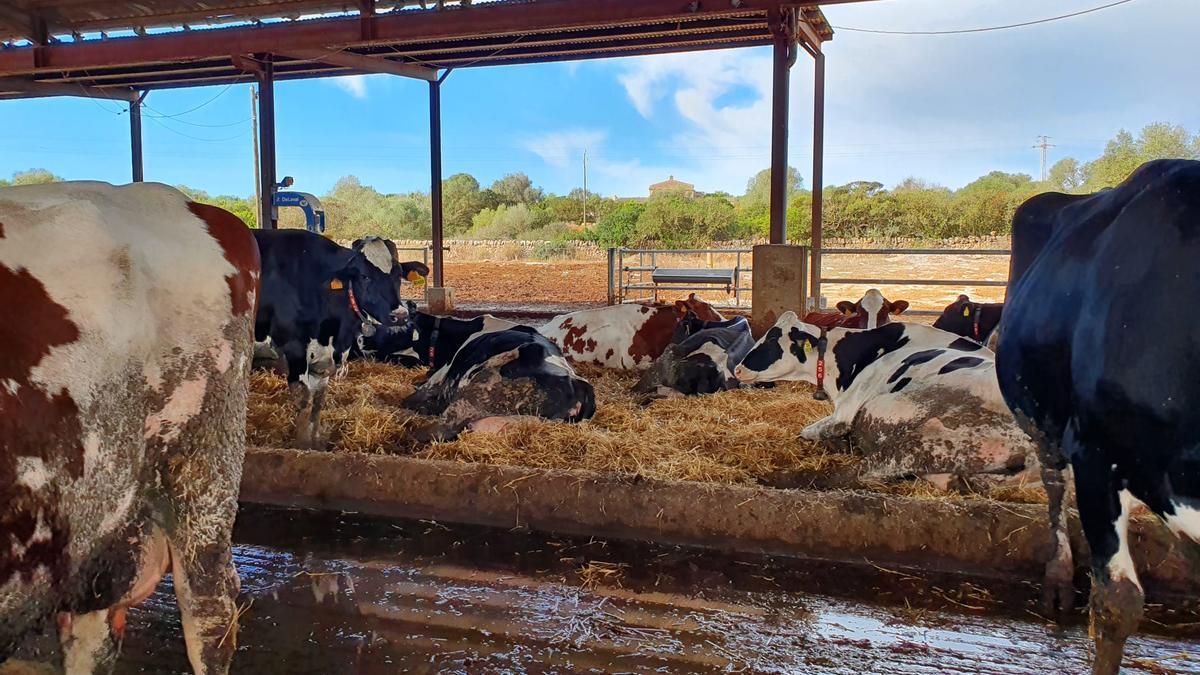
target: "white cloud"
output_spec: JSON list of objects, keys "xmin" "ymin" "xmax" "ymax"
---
[
  {"xmin": 522, "ymin": 128, "xmax": 607, "ymax": 168},
  {"xmin": 329, "ymin": 75, "xmax": 369, "ymax": 99},
  {"xmin": 612, "ymin": 51, "xmax": 776, "ymax": 194},
  {"xmin": 601, "ymin": 0, "xmax": 1200, "ymax": 192}
]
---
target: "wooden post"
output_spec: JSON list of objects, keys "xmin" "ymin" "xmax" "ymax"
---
[
  {"xmin": 768, "ymin": 11, "xmax": 792, "ymax": 245},
  {"xmin": 256, "ymin": 55, "xmax": 277, "ymax": 229},
  {"xmin": 129, "ymin": 92, "xmax": 143, "ymax": 182},
  {"xmin": 811, "ymin": 50, "xmax": 825, "ymax": 307}
]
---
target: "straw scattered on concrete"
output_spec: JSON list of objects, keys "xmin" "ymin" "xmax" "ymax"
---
[{"xmin": 246, "ymin": 361, "xmax": 1046, "ymax": 503}]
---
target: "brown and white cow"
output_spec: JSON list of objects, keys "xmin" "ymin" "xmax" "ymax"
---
[
  {"xmin": 803, "ymin": 288, "xmax": 909, "ymax": 330},
  {"xmin": 539, "ymin": 294, "xmax": 724, "ymax": 370},
  {"xmin": 0, "ymin": 182, "xmax": 259, "ymax": 674}
]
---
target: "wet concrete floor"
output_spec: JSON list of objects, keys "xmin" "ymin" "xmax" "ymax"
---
[{"xmin": 11, "ymin": 506, "xmax": 1200, "ymax": 674}]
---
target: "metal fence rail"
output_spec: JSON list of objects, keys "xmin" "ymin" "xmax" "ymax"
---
[
  {"xmin": 605, "ymin": 245, "xmax": 1010, "ymax": 315},
  {"xmin": 815, "ymin": 247, "xmax": 1011, "ymax": 316},
  {"xmin": 609, "ymin": 247, "xmax": 754, "ymax": 308}
]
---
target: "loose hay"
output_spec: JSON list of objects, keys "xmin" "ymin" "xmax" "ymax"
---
[{"xmin": 246, "ymin": 361, "xmax": 1046, "ymax": 503}]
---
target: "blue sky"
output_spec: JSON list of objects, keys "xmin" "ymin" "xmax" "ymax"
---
[{"xmin": 2, "ymin": 0, "xmax": 1197, "ymax": 198}]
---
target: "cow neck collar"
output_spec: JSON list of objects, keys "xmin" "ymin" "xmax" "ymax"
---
[
  {"xmin": 346, "ymin": 282, "xmax": 369, "ymax": 324},
  {"xmin": 428, "ymin": 316, "xmax": 442, "ymax": 365},
  {"xmin": 812, "ymin": 326, "xmax": 831, "ymax": 401},
  {"xmin": 971, "ymin": 303, "xmax": 982, "ymax": 341}
]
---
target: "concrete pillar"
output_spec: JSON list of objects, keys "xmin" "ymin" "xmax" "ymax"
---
[
  {"xmin": 426, "ymin": 286, "xmax": 455, "ymax": 315},
  {"xmin": 752, "ymin": 244, "xmax": 808, "ymax": 336}
]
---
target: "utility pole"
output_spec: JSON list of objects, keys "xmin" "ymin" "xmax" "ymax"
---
[
  {"xmin": 251, "ymin": 86, "xmax": 261, "ymax": 228},
  {"xmin": 1034, "ymin": 135, "xmax": 1055, "ymax": 182},
  {"xmin": 581, "ymin": 148, "xmax": 589, "ymax": 228}
]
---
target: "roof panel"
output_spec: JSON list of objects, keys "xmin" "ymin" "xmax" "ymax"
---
[{"xmin": 0, "ymin": 0, "xmax": 846, "ymax": 96}]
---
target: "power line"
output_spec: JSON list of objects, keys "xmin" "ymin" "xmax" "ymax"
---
[
  {"xmin": 139, "ymin": 84, "xmax": 234, "ymax": 118},
  {"xmin": 832, "ymin": 0, "xmax": 1139, "ymax": 35},
  {"xmin": 144, "ymin": 114, "xmax": 249, "ymax": 142}
]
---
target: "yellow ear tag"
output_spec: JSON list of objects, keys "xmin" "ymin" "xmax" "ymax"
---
[
  {"xmin": 962, "ymin": 306, "xmax": 970, "ymax": 317},
  {"xmin": 804, "ymin": 342, "xmax": 812, "ymax": 353},
  {"xmin": 407, "ymin": 271, "xmax": 427, "ymax": 287},
  {"xmin": 330, "ymin": 279, "xmax": 344, "ymax": 290}
]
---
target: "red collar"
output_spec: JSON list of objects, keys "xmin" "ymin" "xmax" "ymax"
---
[{"xmin": 813, "ymin": 328, "xmax": 830, "ymax": 401}]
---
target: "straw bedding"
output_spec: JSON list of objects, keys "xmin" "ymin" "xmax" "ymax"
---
[{"xmin": 246, "ymin": 361, "xmax": 1045, "ymax": 504}]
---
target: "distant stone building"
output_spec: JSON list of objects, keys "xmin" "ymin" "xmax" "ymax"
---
[{"xmin": 648, "ymin": 175, "xmax": 701, "ymax": 199}]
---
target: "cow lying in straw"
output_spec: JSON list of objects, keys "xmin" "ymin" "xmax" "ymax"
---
[
  {"xmin": 539, "ymin": 293, "xmax": 724, "ymax": 370},
  {"xmin": 372, "ymin": 309, "xmax": 596, "ymax": 439},
  {"xmin": 633, "ymin": 316, "xmax": 753, "ymax": 398},
  {"xmin": 734, "ymin": 314, "xmax": 1037, "ymax": 489}
]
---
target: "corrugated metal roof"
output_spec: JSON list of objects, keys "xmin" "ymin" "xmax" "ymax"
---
[{"xmin": 0, "ymin": 1, "xmax": 838, "ymax": 96}]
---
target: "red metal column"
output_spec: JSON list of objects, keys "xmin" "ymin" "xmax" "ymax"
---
[
  {"xmin": 768, "ymin": 12, "xmax": 792, "ymax": 245},
  {"xmin": 129, "ymin": 92, "xmax": 143, "ymax": 182},
  {"xmin": 810, "ymin": 50, "xmax": 825, "ymax": 305},
  {"xmin": 429, "ymin": 77, "xmax": 444, "ymax": 287},
  {"xmin": 257, "ymin": 55, "xmax": 277, "ymax": 229}
]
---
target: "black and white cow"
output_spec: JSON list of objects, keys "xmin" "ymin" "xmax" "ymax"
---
[
  {"xmin": 932, "ymin": 294, "xmax": 1003, "ymax": 348},
  {"xmin": 401, "ymin": 325, "xmax": 596, "ymax": 440},
  {"xmin": 253, "ymin": 230, "xmax": 407, "ymax": 448},
  {"xmin": 996, "ymin": 160, "xmax": 1200, "ymax": 674},
  {"xmin": 633, "ymin": 316, "xmax": 753, "ymax": 397},
  {"xmin": 0, "ymin": 182, "xmax": 259, "ymax": 673},
  {"xmin": 734, "ymin": 314, "xmax": 1037, "ymax": 488},
  {"xmin": 364, "ymin": 303, "xmax": 518, "ymax": 369}
]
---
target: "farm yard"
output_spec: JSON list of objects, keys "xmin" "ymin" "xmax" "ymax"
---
[{"xmin": 440, "ymin": 247, "xmax": 1009, "ymax": 314}]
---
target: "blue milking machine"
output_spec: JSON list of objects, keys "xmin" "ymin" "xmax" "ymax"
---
[{"xmin": 272, "ymin": 176, "xmax": 326, "ymax": 233}]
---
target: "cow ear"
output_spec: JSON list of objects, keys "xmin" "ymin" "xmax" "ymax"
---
[
  {"xmin": 836, "ymin": 301, "xmax": 856, "ymax": 316},
  {"xmin": 891, "ymin": 300, "xmax": 909, "ymax": 315}
]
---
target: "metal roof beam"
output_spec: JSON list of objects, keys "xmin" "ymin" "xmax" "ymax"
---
[
  {"xmin": 0, "ymin": 2, "xmax": 35, "ymax": 42},
  {"xmin": 278, "ymin": 48, "xmax": 435, "ymax": 81},
  {"xmin": 0, "ymin": 75, "xmax": 136, "ymax": 101},
  {"xmin": 0, "ymin": 0, "xmax": 802, "ymax": 76}
]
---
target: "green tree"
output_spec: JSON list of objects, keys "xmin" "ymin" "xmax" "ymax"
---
[
  {"xmin": 1082, "ymin": 123, "xmax": 1200, "ymax": 191},
  {"xmin": 441, "ymin": 173, "xmax": 485, "ymax": 235},
  {"xmin": 736, "ymin": 166, "xmax": 804, "ymax": 238},
  {"xmin": 634, "ymin": 194, "xmax": 736, "ymax": 247},
  {"xmin": 1047, "ymin": 158, "xmax": 1085, "ymax": 192},
  {"xmin": 590, "ymin": 200, "xmax": 644, "ymax": 247},
  {"xmin": 490, "ymin": 172, "xmax": 544, "ymax": 205}
]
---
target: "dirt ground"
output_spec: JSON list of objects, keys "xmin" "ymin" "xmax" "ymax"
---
[{"xmin": 442, "ymin": 253, "xmax": 1009, "ymax": 313}]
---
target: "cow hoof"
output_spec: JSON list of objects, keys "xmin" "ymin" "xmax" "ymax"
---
[{"xmin": 1042, "ymin": 560, "xmax": 1076, "ymax": 616}]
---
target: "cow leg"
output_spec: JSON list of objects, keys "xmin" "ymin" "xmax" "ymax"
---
[
  {"xmin": 58, "ymin": 528, "xmax": 171, "ymax": 674},
  {"xmin": 160, "ymin": 331, "xmax": 247, "ymax": 675},
  {"xmin": 58, "ymin": 610, "xmax": 118, "ymax": 674},
  {"xmin": 1072, "ymin": 444, "xmax": 1142, "ymax": 675},
  {"xmin": 302, "ymin": 339, "xmax": 336, "ymax": 451},
  {"xmin": 1040, "ymin": 454, "xmax": 1075, "ymax": 615},
  {"xmin": 800, "ymin": 414, "xmax": 851, "ymax": 442}
]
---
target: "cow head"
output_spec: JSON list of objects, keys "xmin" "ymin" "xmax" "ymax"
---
[
  {"xmin": 933, "ymin": 294, "xmax": 975, "ymax": 335},
  {"xmin": 339, "ymin": 238, "xmax": 403, "ymax": 327},
  {"xmin": 352, "ymin": 236, "xmax": 430, "ymax": 295},
  {"xmin": 675, "ymin": 293, "xmax": 724, "ymax": 322},
  {"xmin": 833, "ymin": 288, "xmax": 908, "ymax": 329},
  {"xmin": 671, "ymin": 310, "xmax": 708, "ymax": 344},
  {"xmin": 631, "ymin": 343, "xmax": 729, "ymax": 398},
  {"xmin": 733, "ymin": 311, "xmax": 821, "ymax": 385},
  {"xmin": 361, "ymin": 300, "xmax": 422, "ymax": 363}
]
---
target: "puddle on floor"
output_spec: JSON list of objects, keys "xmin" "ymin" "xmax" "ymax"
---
[{"xmin": 10, "ymin": 506, "xmax": 1199, "ymax": 674}]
